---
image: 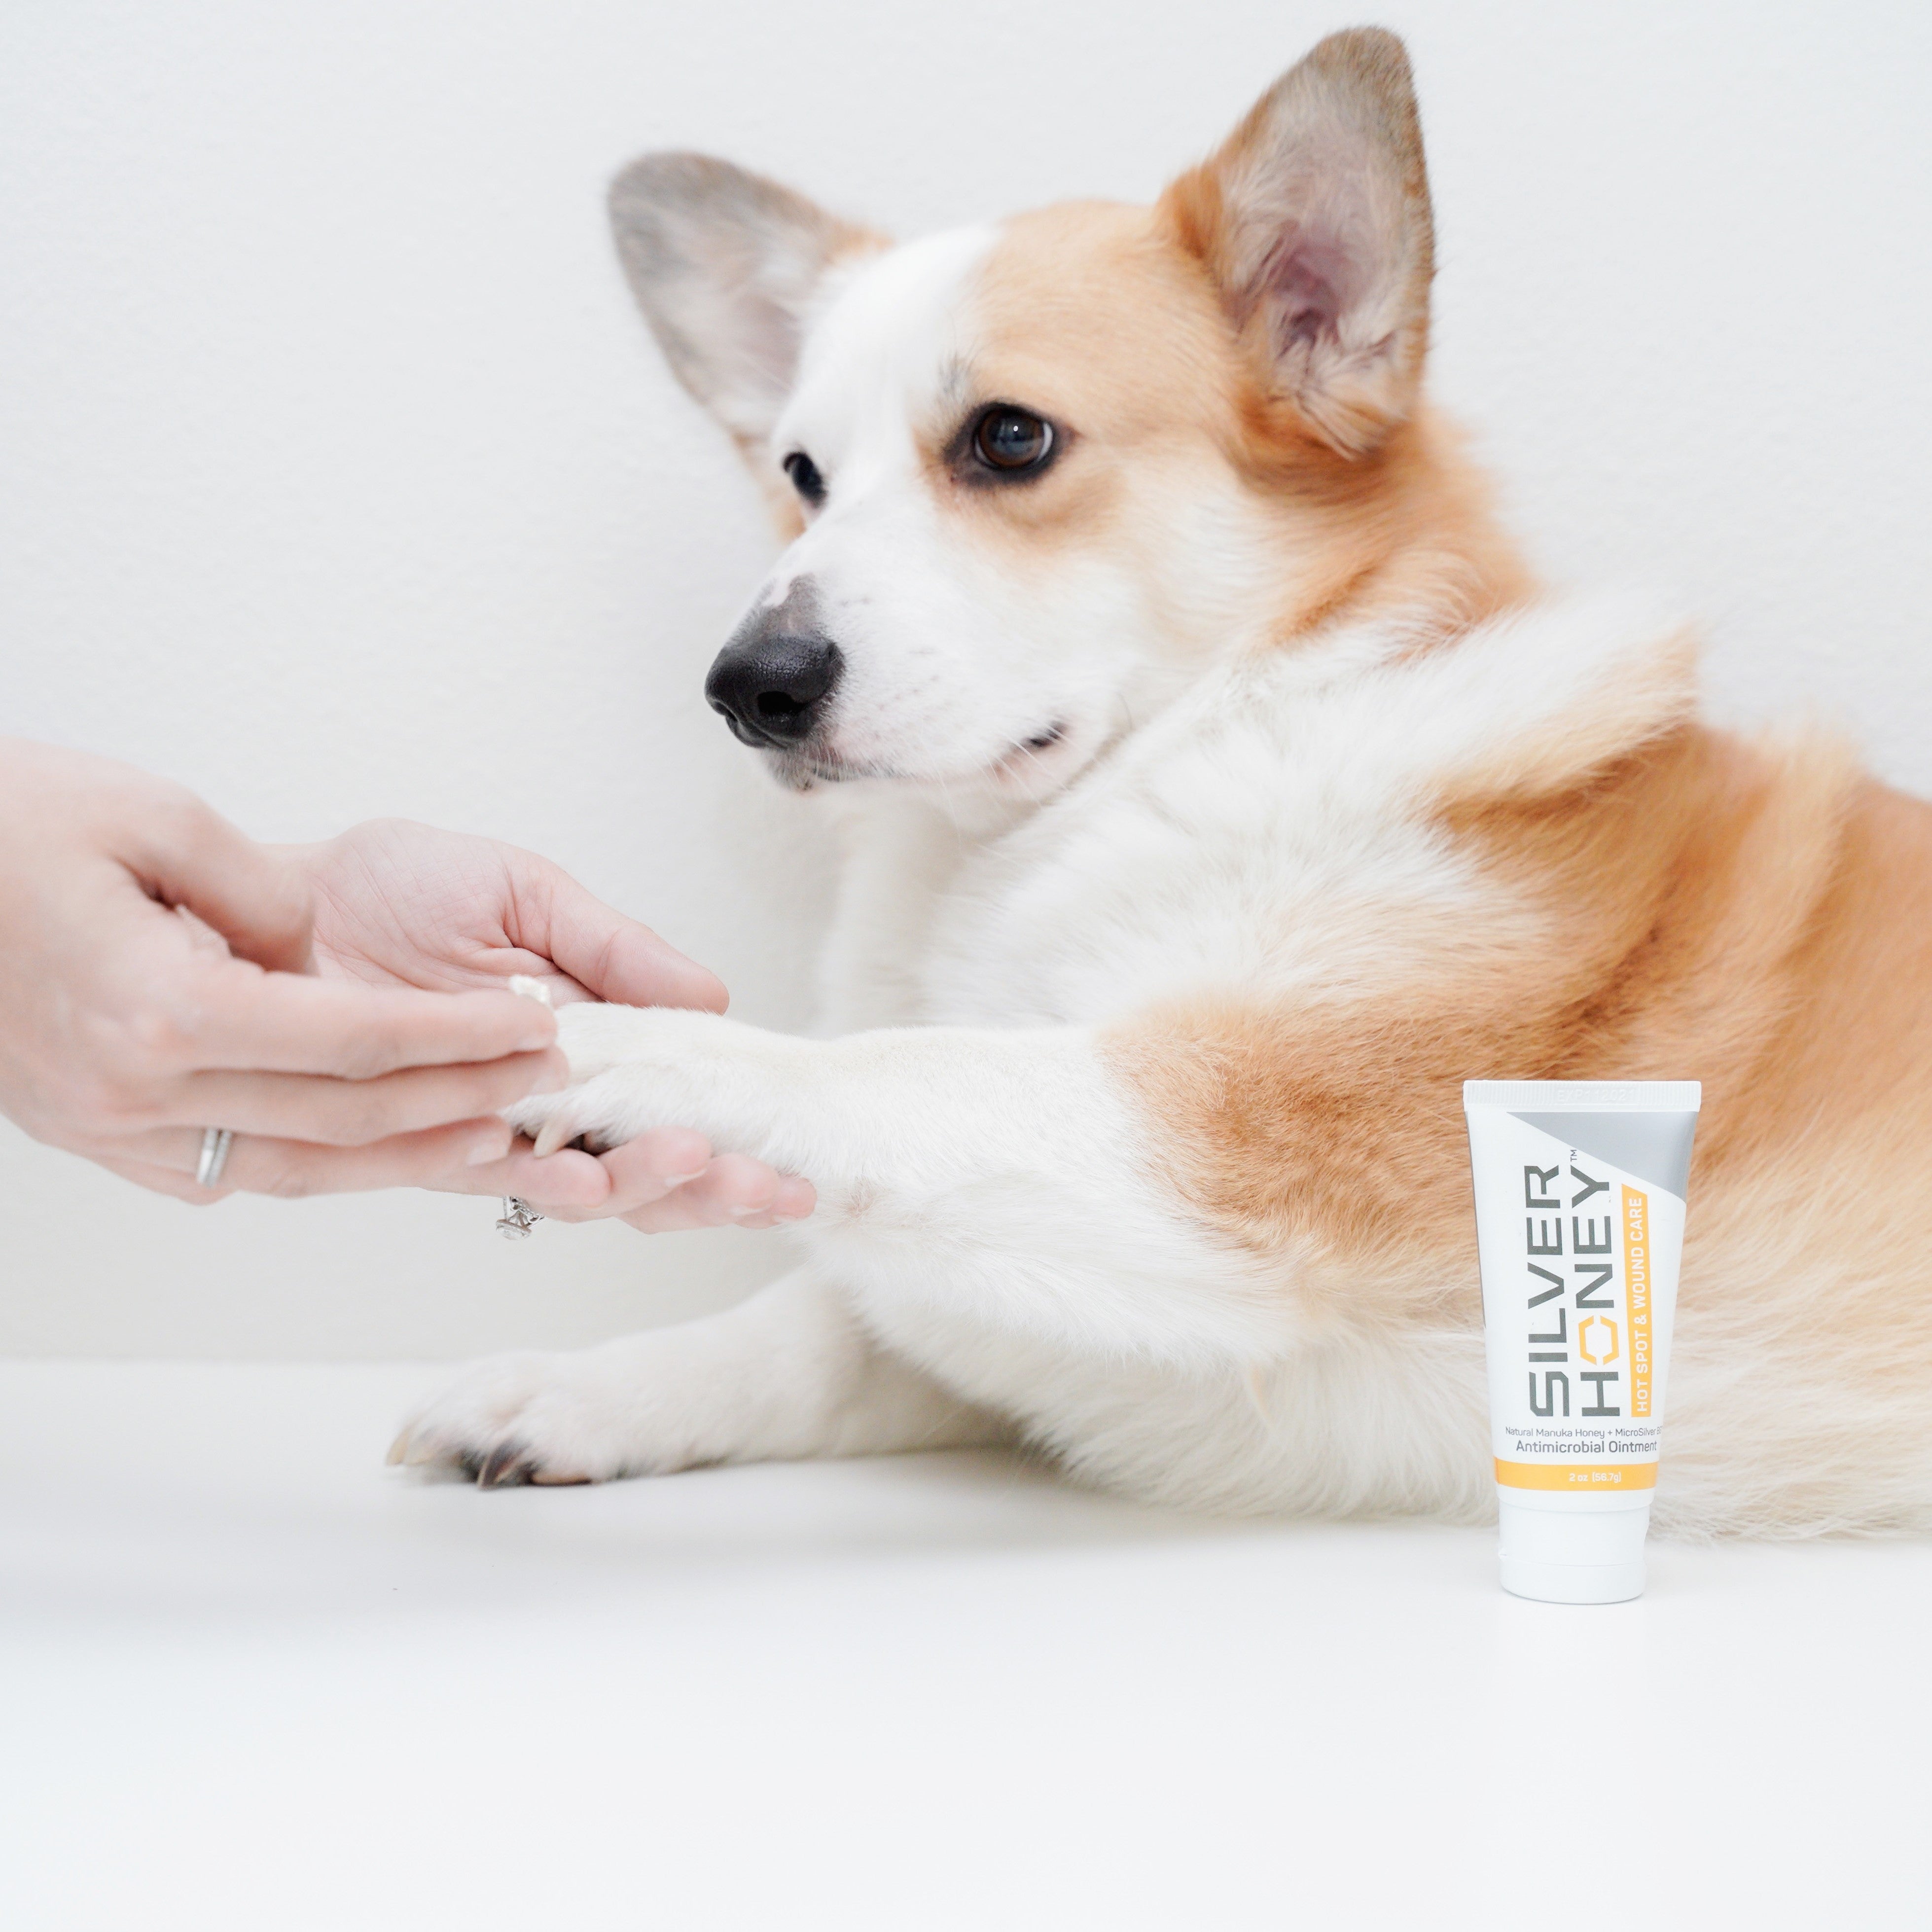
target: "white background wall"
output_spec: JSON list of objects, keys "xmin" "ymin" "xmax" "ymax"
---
[{"xmin": 3, "ymin": 0, "xmax": 1928, "ymax": 1358}]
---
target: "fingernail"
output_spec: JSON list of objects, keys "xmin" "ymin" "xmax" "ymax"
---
[
  {"xmin": 530, "ymin": 1066, "xmax": 569, "ymax": 1096},
  {"xmin": 516, "ymin": 1030, "xmax": 556, "ymax": 1053},
  {"xmin": 774, "ymin": 1206, "xmax": 812, "ymax": 1222},
  {"xmin": 465, "ymin": 1132, "xmax": 509, "ymax": 1167},
  {"xmin": 660, "ymin": 1170, "xmax": 708, "ymax": 1188}
]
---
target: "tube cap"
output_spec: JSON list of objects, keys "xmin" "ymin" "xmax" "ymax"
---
[{"xmin": 1498, "ymin": 1497, "xmax": 1649, "ymax": 1604}]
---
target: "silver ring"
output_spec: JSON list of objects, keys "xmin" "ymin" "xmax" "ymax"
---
[
  {"xmin": 196, "ymin": 1127, "xmax": 235, "ymax": 1189},
  {"xmin": 496, "ymin": 1196, "xmax": 543, "ymax": 1240}
]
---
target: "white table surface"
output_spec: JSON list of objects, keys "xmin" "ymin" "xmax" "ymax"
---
[{"xmin": 2, "ymin": 1360, "xmax": 1926, "ymax": 1931}]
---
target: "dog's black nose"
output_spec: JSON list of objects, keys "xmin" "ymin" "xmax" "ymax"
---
[{"xmin": 706, "ymin": 592, "xmax": 844, "ymax": 748}]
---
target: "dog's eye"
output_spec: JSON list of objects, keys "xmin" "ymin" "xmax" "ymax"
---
[
  {"xmin": 971, "ymin": 406, "xmax": 1055, "ymax": 476},
  {"xmin": 783, "ymin": 451, "xmax": 826, "ymax": 506}
]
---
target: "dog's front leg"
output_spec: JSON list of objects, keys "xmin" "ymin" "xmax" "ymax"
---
[
  {"xmin": 507, "ymin": 1004, "xmax": 1276, "ymax": 1366},
  {"xmin": 511, "ymin": 1004, "xmax": 1115, "ymax": 1195},
  {"xmin": 392, "ymin": 1267, "xmax": 1000, "ymax": 1486}
]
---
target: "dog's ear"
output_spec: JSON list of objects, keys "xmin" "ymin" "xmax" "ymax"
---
[
  {"xmin": 608, "ymin": 153, "xmax": 883, "ymax": 451},
  {"xmin": 1160, "ymin": 29, "xmax": 1433, "ymax": 458}
]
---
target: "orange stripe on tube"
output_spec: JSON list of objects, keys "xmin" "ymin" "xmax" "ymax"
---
[
  {"xmin": 1623, "ymin": 1184, "xmax": 1652, "ymax": 1419},
  {"xmin": 1495, "ymin": 1460, "xmax": 1657, "ymax": 1491}
]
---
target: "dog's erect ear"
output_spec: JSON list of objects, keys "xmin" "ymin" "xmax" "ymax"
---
[
  {"xmin": 608, "ymin": 153, "xmax": 883, "ymax": 449},
  {"xmin": 1161, "ymin": 29, "xmax": 1433, "ymax": 458}
]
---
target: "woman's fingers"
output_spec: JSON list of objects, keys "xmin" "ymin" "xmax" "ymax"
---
[
  {"xmin": 427, "ymin": 1127, "xmax": 816, "ymax": 1231},
  {"xmin": 163, "ymin": 1047, "xmax": 566, "ymax": 1145},
  {"xmin": 619, "ymin": 1154, "xmax": 816, "ymax": 1232},
  {"xmin": 539, "ymin": 1139, "xmax": 814, "ymax": 1229},
  {"xmin": 188, "ymin": 961, "xmax": 560, "ymax": 1077},
  {"xmin": 742, "ymin": 1174, "xmax": 818, "ymax": 1229},
  {"xmin": 508, "ymin": 852, "xmax": 730, "ymax": 1014},
  {"xmin": 588, "ymin": 1128, "xmax": 715, "ymax": 1209},
  {"xmin": 448, "ymin": 1127, "xmax": 713, "ymax": 1218},
  {"xmin": 83, "ymin": 1115, "xmax": 516, "ymax": 1200},
  {"xmin": 436, "ymin": 1141, "xmax": 614, "ymax": 1208}
]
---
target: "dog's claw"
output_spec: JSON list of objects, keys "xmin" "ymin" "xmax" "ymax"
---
[
  {"xmin": 532, "ymin": 1113, "xmax": 574, "ymax": 1160},
  {"xmin": 477, "ymin": 1441, "xmax": 533, "ymax": 1489},
  {"xmin": 385, "ymin": 1430, "xmax": 410, "ymax": 1466}
]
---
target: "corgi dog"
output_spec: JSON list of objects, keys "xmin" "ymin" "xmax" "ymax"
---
[{"xmin": 394, "ymin": 29, "xmax": 1932, "ymax": 1537}]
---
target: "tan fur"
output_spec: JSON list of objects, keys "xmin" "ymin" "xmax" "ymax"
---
[
  {"xmin": 1096, "ymin": 431, "xmax": 1932, "ymax": 1538},
  {"xmin": 1061, "ymin": 36, "xmax": 1932, "ymax": 1537},
  {"xmin": 958, "ymin": 203, "xmax": 1531, "ymax": 656},
  {"xmin": 1104, "ymin": 694, "xmax": 1932, "ymax": 1538}
]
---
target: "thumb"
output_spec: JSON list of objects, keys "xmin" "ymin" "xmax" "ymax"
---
[
  {"xmin": 514, "ymin": 853, "xmax": 728, "ymax": 1012},
  {"xmin": 126, "ymin": 795, "xmax": 316, "ymax": 974}
]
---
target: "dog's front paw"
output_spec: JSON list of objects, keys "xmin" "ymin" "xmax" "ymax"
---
[
  {"xmin": 389, "ymin": 1343, "xmax": 691, "ymax": 1488},
  {"xmin": 504, "ymin": 1067, "xmax": 661, "ymax": 1158},
  {"xmin": 503, "ymin": 1003, "xmax": 741, "ymax": 1157}
]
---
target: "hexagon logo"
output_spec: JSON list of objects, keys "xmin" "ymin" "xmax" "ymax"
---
[{"xmin": 1578, "ymin": 1315, "xmax": 1620, "ymax": 1365}]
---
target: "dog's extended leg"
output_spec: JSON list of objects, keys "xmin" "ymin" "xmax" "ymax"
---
[
  {"xmin": 500, "ymin": 1003, "xmax": 1275, "ymax": 1366},
  {"xmin": 391, "ymin": 1268, "xmax": 1002, "ymax": 1487}
]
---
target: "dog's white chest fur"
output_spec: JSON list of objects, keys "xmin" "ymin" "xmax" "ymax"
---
[{"xmin": 827, "ymin": 609, "xmax": 1591, "ymax": 1038}]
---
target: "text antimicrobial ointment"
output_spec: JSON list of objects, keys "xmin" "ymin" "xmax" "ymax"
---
[{"xmin": 1464, "ymin": 1081, "xmax": 1701, "ymax": 1604}]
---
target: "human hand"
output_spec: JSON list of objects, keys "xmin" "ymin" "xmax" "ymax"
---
[
  {"xmin": 0, "ymin": 742, "xmax": 566, "ymax": 1201},
  {"xmin": 294, "ymin": 819, "xmax": 815, "ymax": 1230}
]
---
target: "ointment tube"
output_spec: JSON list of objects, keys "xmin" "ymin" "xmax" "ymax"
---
[{"xmin": 1464, "ymin": 1081, "xmax": 1700, "ymax": 1604}]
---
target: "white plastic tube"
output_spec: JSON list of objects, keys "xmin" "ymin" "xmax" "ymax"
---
[{"xmin": 1464, "ymin": 1080, "xmax": 1701, "ymax": 1604}]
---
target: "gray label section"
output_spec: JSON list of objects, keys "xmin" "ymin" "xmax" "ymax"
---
[{"xmin": 1510, "ymin": 1111, "xmax": 1697, "ymax": 1200}]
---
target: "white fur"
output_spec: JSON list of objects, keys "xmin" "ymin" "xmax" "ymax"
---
[
  {"xmin": 397, "ymin": 593, "xmax": 1683, "ymax": 1520},
  {"xmin": 738, "ymin": 227, "xmax": 1297, "ymax": 803}
]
